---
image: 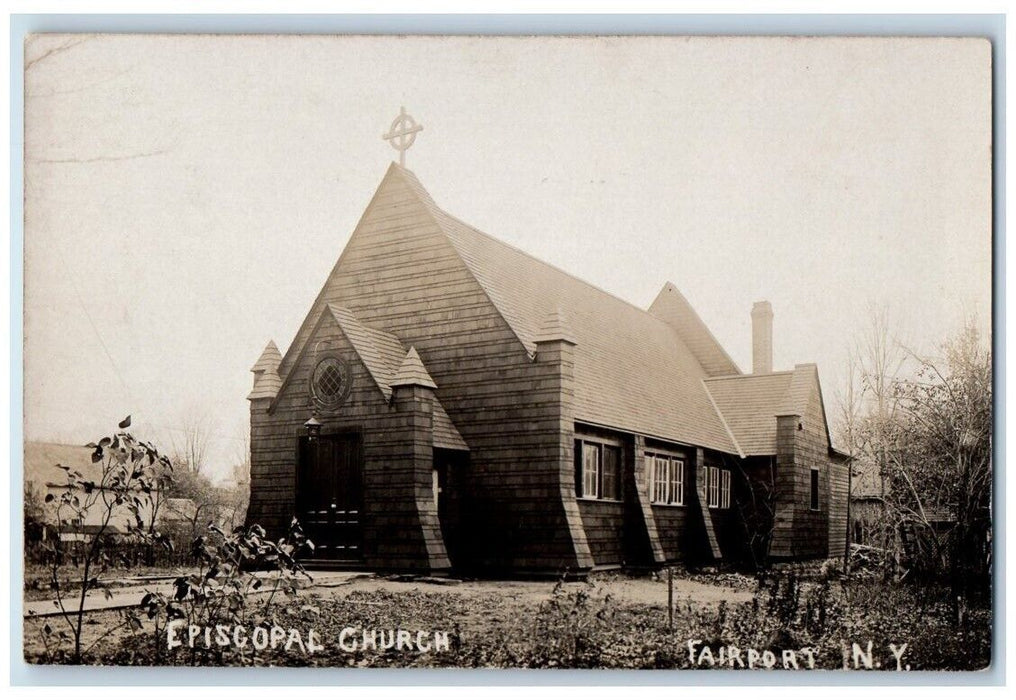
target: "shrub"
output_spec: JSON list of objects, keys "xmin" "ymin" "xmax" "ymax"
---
[
  {"xmin": 26, "ymin": 417, "xmax": 174, "ymax": 663},
  {"xmin": 118, "ymin": 518, "xmax": 315, "ymax": 666}
]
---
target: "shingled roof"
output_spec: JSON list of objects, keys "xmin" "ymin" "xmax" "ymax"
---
[
  {"xmin": 702, "ymin": 372, "xmax": 795, "ymax": 455},
  {"xmin": 649, "ymin": 283, "xmax": 742, "ymax": 377},
  {"xmin": 328, "ymin": 305, "xmax": 407, "ymax": 401},
  {"xmin": 391, "ymin": 347, "xmax": 439, "ymax": 389},
  {"xmin": 277, "ymin": 163, "xmax": 826, "ymax": 456},
  {"xmin": 394, "ymin": 165, "xmax": 739, "ymax": 454},
  {"xmin": 703, "ymin": 364, "xmax": 830, "ymax": 456},
  {"xmin": 248, "ymin": 340, "xmax": 283, "ymax": 400},
  {"xmin": 24, "ymin": 441, "xmax": 105, "ymax": 489}
]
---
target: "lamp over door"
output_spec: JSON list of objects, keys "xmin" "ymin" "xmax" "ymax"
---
[{"xmin": 304, "ymin": 415, "xmax": 322, "ymax": 440}]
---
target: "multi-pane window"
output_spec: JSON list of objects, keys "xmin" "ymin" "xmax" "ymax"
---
[
  {"xmin": 707, "ymin": 466, "xmax": 720, "ymax": 508},
  {"xmin": 706, "ymin": 466, "xmax": 733, "ymax": 509},
  {"xmin": 810, "ymin": 468, "xmax": 820, "ymax": 510},
  {"xmin": 652, "ymin": 456, "xmax": 668, "ymax": 503},
  {"xmin": 575, "ymin": 439, "xmax": 621, "ymax": 501},
  {"xmin": 601, "ymin": 445, "xmax": 620, "ymax": 500},
  {"xmin": 648, "ymin": 453, "xmax": 684, "ymax": 505},
  {"xmin": 582, "ymin": 443, "xmax": 600, "ymax": 498}
]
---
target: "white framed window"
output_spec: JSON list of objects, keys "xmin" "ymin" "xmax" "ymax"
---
[
  {"xmin": 708, "ymin": 466, "xmax": 720, "ymax": 508},
  {"xmin": 601, "ymin": 445, "xmax": 620, "ymax": 500},
  {"xmin": 670, "ymin": 458, "xmax": 685, "ymax": 506},
  {"xmin": 707, "ymin": 467, "xmax": 732, "ymax": 509},
  {"xmin": 576, "ymin": 439, "xmax": 622, "ymax": 501},
  {"xmin": 582, "ymin": 442, "xmax": 601, "ymax": 499},
  {"xmin": 649, "ymin": 453, "xmax": 685, "ymax": 505},
  {"xmin": 720, "ymin": 469, "xmax": 731, "ymax": 509},
  {"xmin": 652, "ymin": 456, "xmax": 668, "ymax": 503}
]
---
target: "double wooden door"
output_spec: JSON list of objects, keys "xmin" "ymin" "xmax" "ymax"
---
[{"xmin": 297, "ymin": 433, "xmax": 363, "ymax": 560}]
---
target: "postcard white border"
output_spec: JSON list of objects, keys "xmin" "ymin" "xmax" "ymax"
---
[{"xmin": 7, "ymin": 12, "xmax": 1005, "ymax": 688}]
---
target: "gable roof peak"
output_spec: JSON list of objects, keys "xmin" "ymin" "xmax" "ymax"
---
[
  {"xmin": 391, "ymin": 346, "xmax": 438, "ymax": 389},
  {"xmin": 251, "ymin": 340, "xmax": 281, "ymax": 374},
  {"xmin": 275, "ymin": 163, "xmax": 740, "ymax": 454},
  {"xmin": 648, "ymin": 281, "xmax": 742, "ymax": 377},
  {"xmin": 386, "ymin": 161, "xmax": 438, "ymax": 209}
]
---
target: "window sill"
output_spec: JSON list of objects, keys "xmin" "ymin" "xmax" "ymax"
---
[
  {"xmin": 651, "ymin": 502, "xmax": 686, "ymax": 508},
  {"xmin": 577, "ymin": 497, "xmax": 623, "ymax": 504}
]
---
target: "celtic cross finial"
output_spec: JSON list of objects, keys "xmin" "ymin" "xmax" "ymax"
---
[{"xmin": 382, "ymin": 106, "xmax": 423, "ymax": 167}]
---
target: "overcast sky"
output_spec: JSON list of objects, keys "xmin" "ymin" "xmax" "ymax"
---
[{"xmin": 23, "ymin": 35, "xmax": 991, "ymax": 483}]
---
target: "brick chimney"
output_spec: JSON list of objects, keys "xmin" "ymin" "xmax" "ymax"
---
[{"xmin": 751, "ymin": 301, "xmax": 773, "ymax": 374}]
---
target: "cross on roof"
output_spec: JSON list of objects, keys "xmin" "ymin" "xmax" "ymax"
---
[{"xmin": 382, "ymin": 106, "xmax": 423, "ymax": 167}]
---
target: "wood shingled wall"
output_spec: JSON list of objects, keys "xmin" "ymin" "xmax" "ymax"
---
[{"xmin": 769, "ymin": 388, "xmax": 845, "ymax": 560}]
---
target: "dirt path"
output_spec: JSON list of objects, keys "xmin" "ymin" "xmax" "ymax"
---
[
  {"xmin": 23, "ymin": 570, "xmax": 751, "ymax": 618},
  {"xmin": 319, "ymin": 573, "xmax": 753, "ymax": 608},
  {"xmin": 22, "ymin": 571, "xmax": 370, "ymax": 618}
]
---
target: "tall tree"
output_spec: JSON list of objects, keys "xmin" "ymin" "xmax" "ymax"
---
[
  {"xmin": 169, "ymin": 409, "xmax": 216, "ymax": 476},
  {"xmin": 840, "ymin": 307, "xmax": 911, "ymax": 573},
  {"xmin": 894, "ymin": 322, "xmax": 992, "ymax": 603},
  {"xmin": 841, "ymin": 315, "xmax": 992, "ymax": 610}
]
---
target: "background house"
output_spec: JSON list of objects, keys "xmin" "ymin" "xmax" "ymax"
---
[
  {"xmin": 849, "ymin": 458, "xmax": 960, "ymax": 573},
  {"xmin": 23, "ymin": 441, "xmax": 159, "ymax": 543}
]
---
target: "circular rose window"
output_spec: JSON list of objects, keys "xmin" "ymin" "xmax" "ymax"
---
[{"xmin": 310, "ymin": 357, "xmax": 352, "ymax": 409}]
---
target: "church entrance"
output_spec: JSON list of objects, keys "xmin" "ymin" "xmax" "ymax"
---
[{"xmin": 297, "ymin": 433, "xmax": 363, "ymax": 560}]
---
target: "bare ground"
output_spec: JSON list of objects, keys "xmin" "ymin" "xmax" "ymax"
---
[
  {"xmin": 23, "ymin": 568, "xmax": 754, "ymax": 664},
  {"xmin": 327, "ymin": 572, "xmax": 754, "ymax": 608}
]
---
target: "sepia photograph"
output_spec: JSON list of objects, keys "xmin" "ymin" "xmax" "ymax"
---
[{"xmin": 17, "ymin": 28, "xmax": 995, "ymax": 676}]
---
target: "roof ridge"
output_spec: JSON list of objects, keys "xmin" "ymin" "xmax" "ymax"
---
[
  {"xmin": 388, "ymin": 165, "xmax": 535, "ymax": 357},
  {"xmin": 395, "ymin": 166, "xmax": 720, "ymax": 371},
  {"xmin": 704, "ymin": 370, "xmax": 795, "ymax": 382},
  {"xmin": 434, "ymin": 204, "xmax": 668, "ymax": 320},
  {"xmin": 393, "ymin": 165, "xmax": 684, "ymax": 328}
]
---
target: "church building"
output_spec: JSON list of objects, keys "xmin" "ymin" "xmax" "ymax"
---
[{"xmin": 246, "ymin": 119, "xmax": 849, "ymax": 575}]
